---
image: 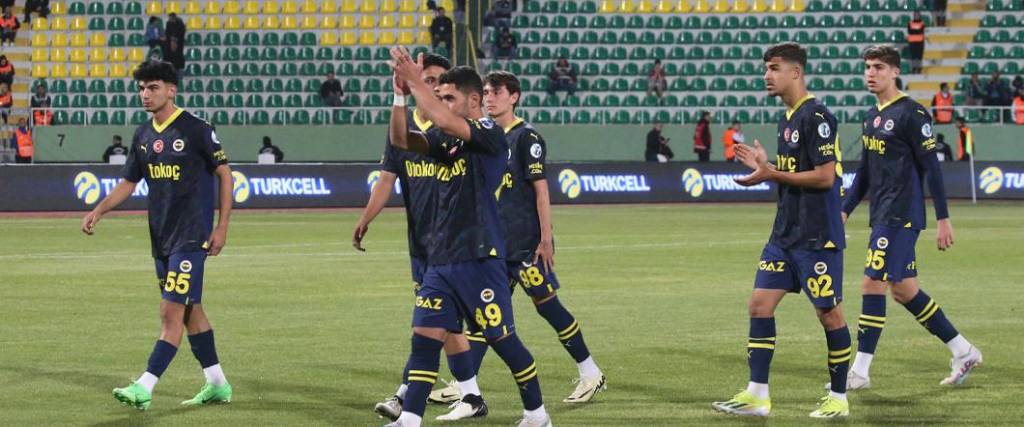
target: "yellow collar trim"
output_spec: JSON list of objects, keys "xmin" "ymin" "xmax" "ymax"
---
[
  {"xmin": 877, "ymin": 92, "xmax": 908, "ymax": 112},
  {"xmin": 152, "ymin": 107, "xmax": 184, "ymax": 134},
  {"xmin": 412, "ymin": 108, "xmax": 433, "ymax": 133},
  {"xmin": 503, "ymin": 116, "xmax": 524, "ymax": 133},
  {"xmin": 786, "ymin": 94, "xmax": 815, "ymax": 120}
]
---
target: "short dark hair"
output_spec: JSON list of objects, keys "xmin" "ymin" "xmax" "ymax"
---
[
  {"xmin": 763, "ymin": 42, "xmax": 807, "ymax": 68},
  {"xmin": 862, "ymin": 45, "xmax": 901, "ymax": 68},
  {"xmin": 133, "ymin": 60, "xmax": 178, "ymax": 86},
  {"xmin": 263, "ymin": 136, "xmax": 271, "ymax": 144},
  {"xmin": 940, "ymin": 82, "xmax": 949, "ymax": 89},
  {"xmin": 438, "ymin": 66, "xmax": 484, "ymax": 97},
  {"xmin": 113, "ymin": 135, "xmax": 122, "ymax": 142},
  {"xmin": 483, "ymin": 71, "xmax": 521, "ymax": 107},
  {"xmin": 422, "ymin": 53, "xmax": 452, "ymax": 71},
  {"xmin": 732, "ymin": 120, "xmax": 741, "ymax": 125}
]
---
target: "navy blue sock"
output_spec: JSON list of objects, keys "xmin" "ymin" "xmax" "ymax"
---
[
  {"xmin": 902, "ymin": 290, "xmax": 959, "ymax": 342},
  {"xmin": 187, "ymin": 329, "xmax": 220, "ymax": 368},
  {"xmin": 467, "ymin": 332, "xmax": 489, "ymax": 372},
  {"xmin": 401, "ymin": 358, "xmax": 411, "ymax": 387},
  {"xmin": 447, "ymin": 350, "xmax": 476, "ymax": 383},
  {"xmin": 536, "ymin": 296, "xmax": 591, "ymax": 363},
  {"xmin": 491, "ymin": 333, "xmax": 543, "ymax": 410},
  {"xmin": 826, "ymin": 326, "xmax": 852, "ymax": 394},
  {"xmin": 747, "ymin": 317, "xmax": 776, "ymax": 384},
  {"xmin": 401, "ymin": 334, "xmax": 443, "ymax": 417},
  {"xmin": 857, "ymin": 295, "xmax": 886, "ymax": 354},
  {"xmin": 146, "ymin": 339, "xmax": 178, "ymax": 377}
]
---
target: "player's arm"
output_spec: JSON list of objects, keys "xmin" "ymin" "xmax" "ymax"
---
[
  {"xmin": 841, "ymin": 146, "xmax": 870, "ymax": 222},
  {"xmin": 908, "ymin": 109, "xmax": 954, "ymax": 250},
  {"xmin": 532, "ymin": 179, "xmax": 555, "ymax": 271},
  {"xmin": 353, "ymin": 170, "xmax": 397, "ymax": 252},
  {"xmin": 734, "ymin": 141, "xmax": 836, "ymax": 189},
  {"xmin": 81, "ymin": 179, "xmax": 137, "ymax": 235},
  {"xmin": 390, "ymin": 47, "xmax": 473, "ymax": 143},
  {"xmin": 388, "ymin": 72, "xmax": 430, "ymax": 154},
  {"xmin": 208, "ymin": 164, "xmax": 232, "ymax": 256}
]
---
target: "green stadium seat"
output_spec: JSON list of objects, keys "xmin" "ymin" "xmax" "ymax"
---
[
  {"xmin": 207, "ymin": 94, "xmax": 225, "ymax": 108},
  {"xmin": 611, "ymin": 78, "xmax": 629, "ymax": 92},
  {"xmin": 70, "ymin": 79, "xmax": 87, "ymax": 93},
  {"xmin": 68, "ymin": 110, "xmax": 86, "ymax": 125},
  {"xmin": 245, "ymin": 94, "xmax": 264, "ymax": 108},
  {"xmin": 243, "ymin": 33, "xmax": 260, "ymax": 46},
  {"xmin": 52, "ymin": 94, "xmax": 69, "ymax": 108},
  {"xmin": 262, "ymin": 33, "xmax": 280, "ymax": 46},
  {"xmin": 231, "ymin": 111, "xmax": 250, "ymax": 125},
  {"xmin": 552, "ymin": 15, "xmax": 568, "ymax": 28},
  {"xmin": 87, "ymin": 80, "xmax": 104, "ymax": 93},
  {"xmin": 531, "ymin": 15, "xmax": 550, "ymax": 28},
  {"xmin": 689, "ymin": 77, "xmax": 707, "ymax": 91},
  {"xmin": 666, "ymin": 15, "xmax": 683, "ymax": 29},
  {"xmin": 253, "ymin": 111, "xmax": 271, "ymax": 125},
  {"xmin": 1003, "ymin": 61, "xmax": 1020, "ymax": 74}
]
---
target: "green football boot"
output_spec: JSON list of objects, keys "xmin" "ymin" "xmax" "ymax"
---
[
  {"xmin": 181, "ymin": 382, "xmax": 233, "ymax": 406},
  {"xmin": 112, "ymin": 382, "xmax": 152, "ymax": 410}
]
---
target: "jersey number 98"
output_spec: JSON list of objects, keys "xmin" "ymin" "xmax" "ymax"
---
[{"xmin": 519, "ymin": 267, "xmax": 545, "ymax": 289}]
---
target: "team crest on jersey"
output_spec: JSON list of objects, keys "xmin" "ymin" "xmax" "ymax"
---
[
  {"xmin": 153, "ymin": 140, "xmax": 164, "ymax": 153},
  {"xmin": 884, "ymin": 119, "xmax": 895, "ymax": 131},
  {"xmin": 818, "ymin": 122, "xmax": 831, "ymax": 139},
  {"xmin": 478, "ymin": 118, "xmax": 495, "ymax": 129},
  {"xmin": 877, "ymin": 237, "xmax": 889, "ymax": 249},
  {"xmin": 530, "ymin": 143, "xmax": 543, "ymax": 158},
  {"xmin": 480, "ymin": 288, "xmax": 495, "ymax": 303},
  {"xmin": 814, "ymin": 262, "xmax": 828, "ymax": 275},
  {"xmin": 873, "ymin": 116, "xmax": 882, "ymax": 128},
  {"xmin": 179, "ymin": 260, "xmax": 193, "ymax": 273},
  {"xmin": 921, "ymin": 123, "xmax": 932, "ymax": 137},
  {"xmin": 791, "ymin": 130, "xmax": 800, "ymax": 144},
  {"xmin": 172, "ymin": 139, "xmax": 185, "ymax": 152}
]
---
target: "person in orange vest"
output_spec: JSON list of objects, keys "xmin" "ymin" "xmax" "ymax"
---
[
  {"xmin": 722, "ymin": 120, "xmax": 744, "ymax": 162},
  {"xmin": 30, "ymin": 84, "xmax": 52, "ymax": 126},
  {"xmin": 0, "ymin": 83, "xmax": 11, "ymax": 125},
  {"xmin": 956, "ymin": 117, "xmax": 973, "ymax": 161},
  {"xmin": 0, "ymin": 55, "xmax": 14, "ymax": 88},
  {"xmin": 0, "ymin": 7, "xmax": 19, "ymax": 47},
  {"xmin": 1013, "ymin": 89, "xmax": 1024, "ymax": 125},
  {"xmin": 12, "ymin": 118, "xmax": 32, "ymax": 163},
  {"xmin": 931, "ymin": 82, "xmax": 954, "ymax": 124},
  {"xmin": 907, "ymin": 11, "xmax": 926, "ymax": 73}
]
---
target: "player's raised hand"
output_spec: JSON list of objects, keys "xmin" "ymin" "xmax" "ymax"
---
[
  {"xmin": 534, "ymin": 239, "xmax": 555, "ymax": 272},
  {"xmin": 208, "ymin": 225, "xmax": 228, "ymax": 256},
  {"xmin": 936, "ymin": 218, "xmax": 954, "ymax": 251},
  {"xmin": 389, "ymin": 46, "xmax": 422, "ymax": 87},
  {"xmin": 352, "ymin": 222, "xmax": 369, "ymax": 252},
  {"xmin": 81, "ymin": 210, "xmax": 101, "ymax": 235},
  {"xmin": 392, "ymin": 69, "xmax": 410, "ymax": 97},
  {"xmin": 734, "ymin": 139, "xmax": 771, "ymax": 186}
]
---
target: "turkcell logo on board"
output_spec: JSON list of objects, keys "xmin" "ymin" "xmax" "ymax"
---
[
  {"xmin": 73, "ymin": 171, "xmax": 148, "ymax": 205},
  {"xmin": 979, "ymin": 166, "xmax": 1024, "ymax": 194},
  {"xmin": 681, "ymin": 168, "xmax": 770, "ymax": 198},
  {"xmin": 365, "ymin": 170, "xmax": 402, "ymax": 194},
  {"xmin": 557, "ymin": 168, "xmax": 651, "ymax": 199},
  {"xmin": 231, "ymin": 171, "xmax": 332, "ymax": 203}
]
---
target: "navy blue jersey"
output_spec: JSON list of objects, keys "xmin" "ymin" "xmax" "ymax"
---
[
  {"xmin": 497, "ymin": 118, "xmax": 548, "ymax": 263},
  {"xmin": 844, "ymin": 94, "xmax": 947, "ymax": 230},
  {"xmin": 382, "ymin": 108, "xmax": 436, "ymax": 260},
  {"xmin": 422, "ymin": 117, "xmax": 508, "ymax": 265},
  {"xmin": 769, "ymin": 96, "xmax": 846, "ymax": 251},
  {"xmin": 123, "ymin": 108, "xmax": 228, "ymax": 258}
]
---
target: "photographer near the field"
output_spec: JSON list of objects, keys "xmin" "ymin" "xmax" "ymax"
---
[{"xmin": 645, "ymin": 121, "xmax": 674, "ymax": 162}]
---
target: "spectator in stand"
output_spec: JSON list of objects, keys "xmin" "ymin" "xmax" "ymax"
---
[
  {"xmin": 1012, "ymin": 75, "xmax": 1023, "ymax": 95},
  {"xmin": 259, "ymin": 136, "xmax": 285, "ymax": 163},
  {"xmin": 965, "ymin": 73, "xmax": 985, "ymax": 106},
  {"xmin": 491, "ymin": 0, "xmax": 514, "ymax": 29},
  {"xmin": 453, "ymin": 0, "xmax": 466, "ymax": 24},
  {"xmin": 647, "ymin": 59, "xmax": 668, "ymax": 100},
  {"xmin": 935, "ymin": 133, "xmax": 954, "ymax": 161},
  {"xmin": 956, "ymin": 117, "xmax": 973, "ymax": 161},
  {"xmin": 722, "ymin": 120, "xmax": 744, "ymax": 162},
  {"xmin": 644, "ymin": 122, "xmax": 673, "ymax": 162},
  {"xmin": 0, "ymin": 83, "xmax": 11, "ymax": 125},
  {"xmin": 429, "ymin": 7, "xmax": 453, "ymax": 51},
  {"xmin": 693, "ymin": 111, "xmax": 712, "ymax": 162},
  {"xmin": 985, "ymin": 71, "xmax": 1010, "ymax": 107},
  {"xmin": 491, "ymin": 26, "xmax": 517, "ymax": 66},
  {"xmin": 1013, "ymin": 89, "xmax": 1024, "ymax": 125},
  {"xmin": 165, "ymin": 13, "xmax": 186, "ymax": 45},
  {"xmin": 30, "ymin": 84, "xmax": 52, "ymax": 126},
  {"xmin": 0, "ymin": 55, "xmax": 14, "ymax": 87},
  {"xmin": 907, "ymin": 11, "xmax": 925, "ymax": 74},
  {"xmin": 320, "ymin": 71, "xmax": 344, "ymax": 107},
  {"xmin": 162, "ymin": 36, "xmax": 185, "ymax": 81},
  {"xmin": 931, "ymin": 82, "xmax": 954, "ymax": 124},
  {"xmin": 12, "ymin": 118, "xmax": 32, "ymax": 163},
  {"xmin": 0, "ymin": 7, "xmax": 20, "ymax": 47},
  {"xmin": 933, "ymin": 0, "xmax": 947, "ymax": 26},
  {"xmin": 23, "ymin": 0, "xmax": 49, "ymax": 25},
  {"xmin": 144, "ymin": 16, "xmax": 164, "ymax": 50},
  {"xmin": 0, "ymin": 1, "xmax": 11, "ymax": 12},
  {"xmin": 102, "ymin": 135, "xmax": 129, "ymax": 163},
  {"xmin": 546, "ymin": 57, "xmax": 577, "ymax": 96}
]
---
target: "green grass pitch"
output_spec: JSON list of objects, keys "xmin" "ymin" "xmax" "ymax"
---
[{"xmin": 3, "ymin": 201, "xmax": 1022, "ymax": 426}]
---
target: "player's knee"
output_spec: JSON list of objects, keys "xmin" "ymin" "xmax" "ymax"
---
[
  {"xmin": 891, "ymin": 283, "xmax": 918, "ymax": 304},
  {"xmin": 861, "ymin": 277, "xmax": 887, "ymax": 295},
  {"xmin": 748, "ymin": 300, "xmax": 775, "ymax": 318},
  {"xmin": 816, "ymin": 307, "xmax": 846, "ymax": 329},
  {"xmin": 412, "ymin": 326, "xmax": 448, "ymax": 342},
  {"xmin": 531, "ymin": 292, "xmax": 556, "ymax": 307}
]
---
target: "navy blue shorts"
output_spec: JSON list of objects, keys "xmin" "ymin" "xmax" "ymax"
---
[
  {"xmin": 507, "ymin": 260, "xmax": 560, "ymax": 298},
  {"xmin": 410, "ymin": 256, "xmax": 427, "ymax": 292},
  {"xmin": 154, "ymin": 251, "xmax": 207, "ymax": 305},
  {"xmin": 864, "ymin": 225, "xmax": 920, "ymax": 283},
  {"xmin": 413, "ymin": 258, "xmax": 516, "ymax": 340},
  {"xmin": 754, "ymin": 243, "xmax": 843, "ymax": 309}
]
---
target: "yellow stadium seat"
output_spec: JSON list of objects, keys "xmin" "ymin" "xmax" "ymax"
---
[
  {"xmin": 243, "ymin": 1, "xmax": 260, "ymax": 14},
  {"xmin": 399, "ymin": 14, "xmax": 415, "ymax": 28},
  {"xmin": 70, "ymin": 49, "xmax": 87, "ymax": 63},
  {"xmin": 694, "ymin": 0, "xmax": 711, "ymax": 12},
  {"xmin": 51, "ymin": 63, "xmax": 69, "ymax": 78},
  {"xmin": 752, "ymin": 0, "xmax": 768, "ymax": 11},
  {"xmin": 321, "ymin": 32, "xmax": 339, "ymax": 45},
  {"xmin": 31, "ymin": 48, "xmax": 47, "ymax": 62},
  {"xmin": 110, "ymin": 48, "xmax": 126, "ymax": 62},
  {"xmin": 301, "ymin": 0, "xmax": 319, "ymax": 12},
  {"xmin": 263, "ymin": 15, "xmax": 280, "ymax": 29},
  {"xmin": 340, "ymin": 32, "xmax": 358, "ymax": 45},
  {"xmin": 146, "ymin": 1, "xmax": 162, "ymax": 15},
  {"xmin": 50, "ymin": 16, "xmax": 67, "ymax": 30},
  {"xmin": 637, "ymin": 0, "xmax": 655, "ymax": 12},
  {"xmin": 732, "ymin": 0, "xmax": 750, "ymax": 11},
  {"xmin": 618, "ymin": 0, "xmax": 636, "ymax": 12},
  {"xmin": 301, "ymin": 15, "xmax": 318, "ymax": 29},
  {"xmin": 185, "ymin": 1, "xmax": 202, "ymax": 14},
  {"xmin": 90, "ymin": 33, "xmax": 106, "ymax": 47},
  {"xmin": 223, "ymin": 1, "xmax": 241, "ymax": 14},
  {"xmin": 283, "ymin": 0, "xmax": 299, "ymax": 13},
  {"xmin": 71, "ymin": 33, "xmax": 87, "ymax": 47},
  {"xmin": 71, "ymin": 64, "xmax": 88, "ymax": 78},
  {"xmin": 713, "ymin": 0, "xmax": 730, "ymax": 12},
  {"xmin": 51, "ymin": 33, "xmax": 68, "ymax": 47},
  {"xmin": 50, "ymin": 1, "xmax": 66, "ymax": 14},
  {"xmin": 358, "ymin": 15, "xmax": 375, "ymax": 29},
  {"xmin": 656, "ymin": 0, "xmax": 674, "ymax": 12},
  {"xmin": 204, "ymin": 1, "xmax": 222, "ymax": 13},
  {"xmin": 398, "ymin": 31, "xmax": 415, "ymax": 44},
  {"xmin": 419, "ymin": 0, "xmax": 431, "ymax": 11},
  {"xmin": 50, "ymin": 48, "xmax": 67, "ymax": 62},
  {"xmin": 399, "ymin": 0, "xmax": 416, "ymax": 12},
  {"xmin": 378, "ymin": 31, "xmax": 396, "ymax": 45},
  {"xmin": 789, "ymin": 0, "xmax": 806, "ymax": 11},
  {"xmin": 321, "ymin": 16, "xmax": 338, "ymax": 28},
  {"xmin": 244, "ymin": 16, "xmax": 260, "ymax": 29},
  {"xmin": 186, "ymin": 16, "xmax": 202, "ymax": 30},
  {"xmin": 32, "ymin": 64, "xmax": 48, "ymax": 79},
  {"xmin": 381, "ymin": 0, "xmax": 398, "ymax": 12},
  {"xmin": 359, "ymin": 31, "xmax": 376, "ymax": 45},
  {"xmin": 599, "ymin": 0, "xmax": 615, "ymax": 12},
  {"xmin": 226, "ymin": 16, "xmax": 242, "ymax": 30},
  {"xmin": 129, "ymin": 48, "xmax": 145, "ymax": 62},
  {"xmin": 264, "ymin": 0, "xmax": 280, "ymax": 13},
  {"xmin": 70, "ymin": 16, "xmax": 86, "ymax": 31},
  {"xmin": 360, "ymin": 0, "xmax": 377, "ymax": 12},
  {"xmin": 341, "ymin": 0, "xmax": 357, "ymax": 13},
  {"xmin": 321, "ymin": 0, "xmax": 338, "ymax": 13},
  {"xmin": 206, "ymin": 16, "xmax": 222, "ymax": 29},
  {"xmin": 31, "ymin": 33, "xmax": 47, "ymax": 47},
  {"xmin": 770, "ymin": 0, "xmax": 786, "ymax": 11},
  {"xmin": 90, "ymin": 47, "xmax": 106, "ymax": 61},
  {"xmin": 90, "ymin": 63, "xmax": 108, "ymax": 78},
  {"xmin": 675, "ymin": 0, "xmax": 693, "ymax": 12},
  {"xmin": 282, "ymin": 15, "xmax": 298, "ymax": 29},
  {"xmin": 340, "ymin": 15, "xmax": 356, "ymax": 29},
  {"xmin": 416, "ymin": 31, "xmax": 430, "ymax": 45},
  {"xmin": 110, "ymin": 63, "xmax": 128, "ymax": 78},
  {"xmin": 439, "ymin": 0, "xmax": 453, "ymax": 10},
  {"xmin": 165, "ymin": 2, "xmax": 182, "ymax": 14},
  {"xmin": 379, "ymin": 14, "xmax": 396, "ymax": 28},
  {"xmin": 418, "ymin": 14, "xmax": 431, "ymax": 28},
  {"xmin": 32, "ymin": 17, "xmax": 48, "ymax": 30}
]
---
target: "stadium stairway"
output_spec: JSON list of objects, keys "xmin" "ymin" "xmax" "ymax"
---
[
  {"xmin": 904, "ymin": 0, "xmax": 986, "ymax": 104},
  {"xmin": 0, "ymin": 4, "xmax": 31, "ymax": 135}
]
